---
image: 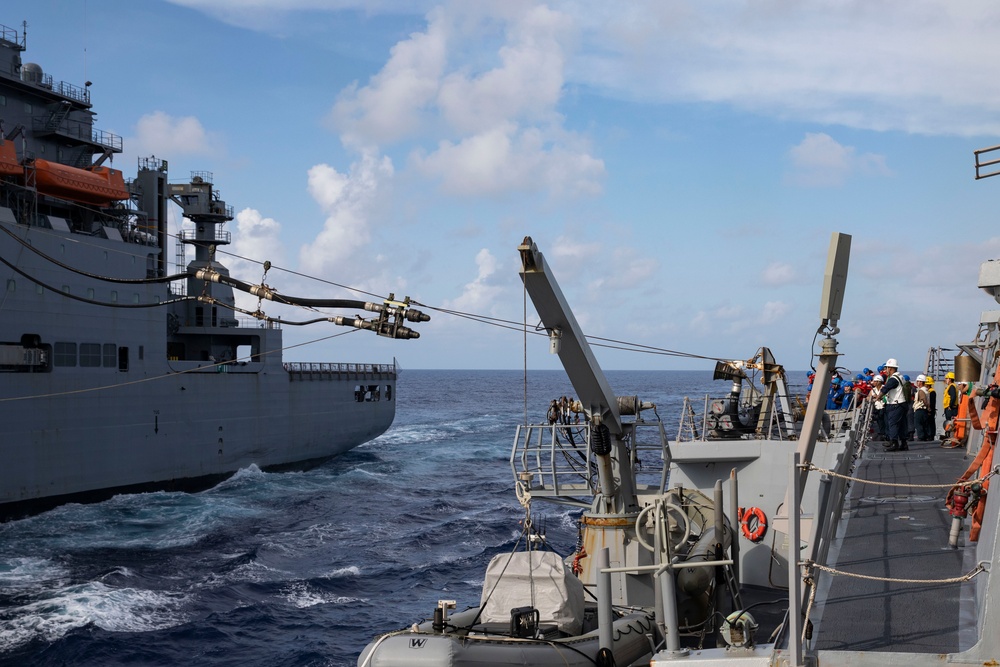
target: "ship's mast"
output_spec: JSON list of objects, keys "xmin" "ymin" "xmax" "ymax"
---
[{"xmin": 169, "ymin": 172, "xmax": 237, "ymax": 326}]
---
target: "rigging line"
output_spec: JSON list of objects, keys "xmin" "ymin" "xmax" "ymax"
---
[
  {"xmin": 583, "ymin": 334, "xmax": 733, "ymax": 362},
  {"xmin": 586, "ymin": 339, "xmax": 728, "ymax": 360},
  {"xmin": 0, "ymin": 252, "xmax": 196, "ymax": 309},
  {"xmin": 204, "ymin": 244, "xmax": 385, "ymax": 301},
  {"xmin": 0, "ymin": 328, "xmax": 361, "ymax": 404},
  {"xmin": 0, "ymin": 204, "xmax": 387, "ymax": 302},
  {"xmin": 523, "ymin": 275, "xmax": 528, "ymax": 426},
  {"xmin": 419, "ymin": 301, "xmax": 740, "ymax": 361},
  {"xmin": 0, "ymin": 223, "xmax": 188, "ymax": 284},
  {"xmin": 0, "ymin": 249, "xmax": 377, "ymax": 324},
  {"xmin": 0, "ymin": 220, "xmax": 29, "ymax": 316}
]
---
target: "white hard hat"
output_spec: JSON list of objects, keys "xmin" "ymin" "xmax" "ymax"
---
[
  {"xmin": 884, "ymin": 358, "xmax": 898, "ymax": 368},
  {"xmin": 872, "ymin": 375, "xmax": 884, "ymax": 383},
  {"xmin": 916, "ymin": 374, "xmax": 926, "ymax": 382}
]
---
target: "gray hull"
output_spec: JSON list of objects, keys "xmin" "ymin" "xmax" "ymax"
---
[
  {"xmin": 0, "ymin": 23, "xmax": 408, "ymax": 518},
  {"xmin": 0, "ymin": 219, "xmax": 397, "ymax": 516}
]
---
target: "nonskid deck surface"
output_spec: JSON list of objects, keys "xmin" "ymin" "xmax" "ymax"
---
[{"xmin": 813, "ymin": 438, "xmax": 974, "ymax": 652}]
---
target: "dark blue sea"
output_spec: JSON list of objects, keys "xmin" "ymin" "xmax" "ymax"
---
[{"xmin": 0, "ymin": 369, "xmax": 808, "ymax": 666}]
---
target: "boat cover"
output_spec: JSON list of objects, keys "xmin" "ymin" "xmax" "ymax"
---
[{"xmin": 479, "ymin": 550, "xmax": 585, "ymax": 635}]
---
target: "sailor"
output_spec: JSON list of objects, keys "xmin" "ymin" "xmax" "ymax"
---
[
  {"xmin": 841, "ymin": 382, "xmax": 855, "ymax": 410},
  {"xmin": 941, "ymin": 372, "xmax": 959, "ymax": 438},
  {"xmin": 854, "ymin": 374, "xmax": 871, "ymax": 398},
  {"xmin": 827, "ymin": 376, "xmax": 845, "ymax": 410},
  {"xmin": 869, "ymin": 375, "xmax": 886, "ymax": 440},
  {"xmin": 877, "ymin": 359, "xmax": 909, "ymax": 451},
  {"xmin": 925, "ymin": 376, "xmax": 937, "ymax": 439},
  {"xmin": 912, "ymin": 375, "xmax": 932, "ymax": 441},
  {"xmin": 904, "ymin": 374, "xmax": 915, "ymax": 440}
]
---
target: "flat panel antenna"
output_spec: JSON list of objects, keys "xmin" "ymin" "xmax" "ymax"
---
[{"xmin": 819, "ymin": 232, "xmax": 851, "ymax": 328}]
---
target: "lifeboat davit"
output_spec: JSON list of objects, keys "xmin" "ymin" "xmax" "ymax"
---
[
  {"xmin": 32, "ymin": 158, "xmax": 130, "ymax": 205},
  {"xmin": 0, "ymin": 140, "xmax": 20, "ymax": 177}
]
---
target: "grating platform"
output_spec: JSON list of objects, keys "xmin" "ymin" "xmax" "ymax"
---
[{"xmin": 812, "ymin": 438, "xmax": 977, "ymax": 652}]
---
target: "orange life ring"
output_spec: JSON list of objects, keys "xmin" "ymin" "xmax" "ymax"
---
[{"xmin": 739, "ymin": 506, "xmax": 768, "ymax": 543}]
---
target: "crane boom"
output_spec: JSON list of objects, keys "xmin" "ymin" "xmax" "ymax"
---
[{"xmin": 518, "ymin": 237, "xmax": 622, "ymax": 434}]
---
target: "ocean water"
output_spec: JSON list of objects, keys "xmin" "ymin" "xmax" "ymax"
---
[{"xmin": 0, "ymin": 369, "xmax": 803, "ymax": 666}]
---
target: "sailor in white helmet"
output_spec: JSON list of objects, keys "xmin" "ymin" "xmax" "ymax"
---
[
  {"xmin": 876, "ymin": 358, "xmax": 909, "ymax": 451},
  {"xmin": 913, "ymin": 375, "xmax": 932, "ymax": 441}
]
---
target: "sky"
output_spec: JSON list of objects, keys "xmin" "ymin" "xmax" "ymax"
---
[{"xmin": 6, "ymin": 0, "xmax": 1000, "ymax": 374}]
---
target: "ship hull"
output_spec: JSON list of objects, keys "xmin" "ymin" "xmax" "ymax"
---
[
  {"xmin": 0, "ymin": 22, "xmax": 418, "ymax": 521},
  {"xmin": 0, "ymin": 219, "xmax": 396, "ymax": 520}
]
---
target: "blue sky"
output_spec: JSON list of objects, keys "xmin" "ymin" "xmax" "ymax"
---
[{"xmin": 7, "ymin": 0, "xmax": 1000, "ymax": 373}]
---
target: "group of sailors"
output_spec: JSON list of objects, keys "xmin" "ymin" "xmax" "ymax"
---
[{"xmin": 808, "ymin": 358, "xmax": 971, "ymax": 451}]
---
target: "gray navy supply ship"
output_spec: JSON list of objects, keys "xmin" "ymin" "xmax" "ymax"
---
[{"xmin": 0, "ymin": 21, "xmax": 428, "ymax": 520}]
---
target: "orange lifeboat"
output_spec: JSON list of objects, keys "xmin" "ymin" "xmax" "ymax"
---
[
  {"xmin": 0, "ymin": 140, "xmax": 20, "ymax": 177},
  {"xmin": 32, "ymin": 158, "xmax": 130, "ymax": 205}
]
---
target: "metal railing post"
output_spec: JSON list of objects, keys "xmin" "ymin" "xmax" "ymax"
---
[{"xmin": 788, "ymin": 451, "xmax": 803, "ymax": 666}]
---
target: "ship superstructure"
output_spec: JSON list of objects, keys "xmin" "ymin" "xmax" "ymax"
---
[{"xmin": 0, "ymin": 21, "xmax": 426, "ymax": 518}]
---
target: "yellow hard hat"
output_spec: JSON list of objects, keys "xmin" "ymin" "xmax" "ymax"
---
[
  {"xmin": 946, "ymin": 372, "xmax": 955, "ymax": 379},
  {"xmin": 925, "ymin": 376, "xmax": 935, "ymax": 385}
]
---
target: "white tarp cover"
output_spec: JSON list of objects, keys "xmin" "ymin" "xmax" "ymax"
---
[{"xmin": 479, "ymin": 550, "xmax": 584, "ymax": 635}]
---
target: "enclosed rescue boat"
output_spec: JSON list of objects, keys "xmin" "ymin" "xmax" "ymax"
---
[{"xmin": 32, "ymin": 158, "xmax": 130, "ymax": 205}]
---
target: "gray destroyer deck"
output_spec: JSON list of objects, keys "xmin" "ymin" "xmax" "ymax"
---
[{"xmin": 814, "ymin": 439, "xmax": 976, "ymax": 653}]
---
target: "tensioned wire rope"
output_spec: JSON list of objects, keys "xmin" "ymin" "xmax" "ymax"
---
[
  {"xmin": 0, "ymin": 225, "xmax": 740, "ymax": 405},
  {"xmin": 0, "ymin": 221, "xmax": 757, "ymax": 364}
]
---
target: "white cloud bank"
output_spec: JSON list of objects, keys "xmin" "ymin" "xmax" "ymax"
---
[
  {"xmin": 785, "ymin": 133, "xmax": 891, "ymax": 187},
  {"xmin": 130, "ymin": 111, "xmax": 221, "ymax": 158},
  {"xmin": 299, "ymin": 149, "xmax": 395, "ymax": 279},
  {"xmin": 330, "ymin": 4, "xmax": 605, "ymax": 199}
]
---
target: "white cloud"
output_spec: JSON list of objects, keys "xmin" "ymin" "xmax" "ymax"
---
[
  {"xmin": 758, "ymin": 300, "xmax": 791, "ymax": 324},
  {"xmin": 568, "ymin": 1, "xmax": 1000, "ymax": 136},
  {"xmin": 444, "ymin": 248, "xmax": 505, "ymax": 313},
  {"xmin": 588, "ymin": 247, "xmax": 659, "ymax": 292},
  {"xmin": 223, "ymin": 208, "xmax": 286, "ymax": 311},
  {"xmin": 688, "ymin": 299, "xmax": 790, "ymax": 336},
  {"xmin": 230, "ymin": 208, "xmax": 285, "ymax": 271},
  {"xmin": 761, "ymin": 261, "xmax": 796, "ymax": 286},
  {"xmin": 330, "ymin": 3, "xmax": 604, "ymax": 198},
  {"xmin": 412, "ymin": 123, "xmax": 604, "ymax": 196},
  {"xmin": 550, "ymin": 237, "xmax": 602, "ymax": 265},
  {"xmin": 785, "ymin": 133, "xmax": 890, "ymax": 187},
  {"xmin": 130, "ymin": 111, "xmax": 219, "ymax": 158},
  {"xmin": 298, "ymin": 148, "xmax": 394, "ymax": 277},
  {"xmin": 331, "ymin": 8, "xmax": 450, "ymax": 147},
  {"xmin": 174, "ymin": 1, "xmax": 1000, "ymax": 137},
  {"xmin": 436, "ymin": 5, "xmax": 571, "ymax": 134}
]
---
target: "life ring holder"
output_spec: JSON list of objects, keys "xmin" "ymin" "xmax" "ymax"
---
[
  {"xmin": 635, "ymin": 502, "xmax": 691, "ymax": 555},
  {"xmin": 739, "ymin": 506, "xmax": 768, "ymax": 543}
]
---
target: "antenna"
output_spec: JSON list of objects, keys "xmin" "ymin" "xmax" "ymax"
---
[{"xmin": 819, "ymin": 232, "xmax": 851, "ymax": 331}]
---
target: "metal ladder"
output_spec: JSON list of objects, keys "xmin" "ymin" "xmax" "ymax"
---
[{"xmin": 924, "ymin": 346, "xmax": 955, "ymax": 379}]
